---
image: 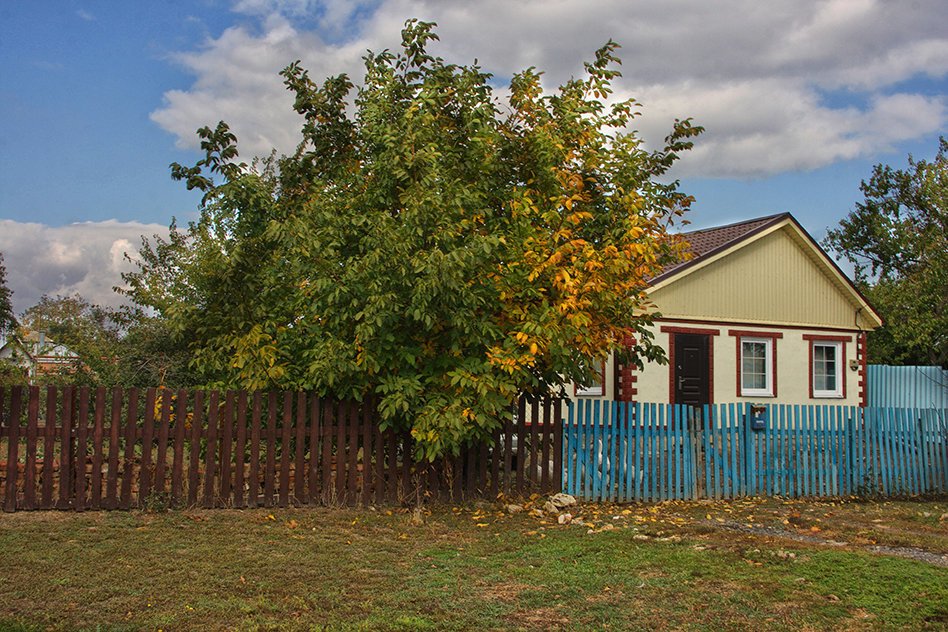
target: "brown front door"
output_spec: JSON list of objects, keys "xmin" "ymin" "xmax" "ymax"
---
[{"xmin": 674, "ymin": 333, "xmax": 710, "ymax": 406}]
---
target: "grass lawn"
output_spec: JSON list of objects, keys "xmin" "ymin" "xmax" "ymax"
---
[{"xmin": 0, "ymin": 496, "xmax": 946, "ymax": 631}]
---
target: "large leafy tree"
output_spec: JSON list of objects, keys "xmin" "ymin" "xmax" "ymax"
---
[
  {"xmin": 124, "ymin": 21, "xmax": 701, "ymax": 458},
  {"xmin": 824, "ymin": 137, "xmax": 947, "ymax": 367}
]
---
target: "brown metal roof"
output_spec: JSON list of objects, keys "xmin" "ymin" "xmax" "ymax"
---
[{"xmin": 653, "ymin": 212, "xmax": 790, "ymax": 283}]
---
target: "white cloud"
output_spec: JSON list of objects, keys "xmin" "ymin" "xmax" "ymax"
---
[
  {"xmin": 150, "ymin": 0, "xmax": 948, "ymax": 177},
  {"xmin": 634, "ymin": 81, "xmax": 947, "ymax": 177},
  {"xmin": 0, "ymin": 220, "xmax": 167, "ymax": 313}
]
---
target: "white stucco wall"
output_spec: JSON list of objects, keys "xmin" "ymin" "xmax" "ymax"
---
[
  {"xmin": 630, "ymin": 322, "xmax": 864, "ymax": 407},
  {"xmin": 565, "ymin": 322, "xmax": 866, "ymax": 407}
]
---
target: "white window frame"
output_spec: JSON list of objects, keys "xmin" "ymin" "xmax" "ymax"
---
[
  {"xmin": 812, "ymin": 341, "xmax": 843, "ymax": 398},
  {"xmin": 574, "ymin": 361, "xmax": 605, "ymax": 397},
  {"xmin": 740, "ymin": 337, "xmax": 774, "ymax": 397}
]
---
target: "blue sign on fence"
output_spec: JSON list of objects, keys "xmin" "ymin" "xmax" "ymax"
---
[{"xmin": 749, "ymin": 405, "xmax": 767, "ymax": 431}]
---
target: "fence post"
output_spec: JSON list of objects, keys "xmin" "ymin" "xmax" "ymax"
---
[
  {"xmin": 74, "ymin": 387, "xmax": 89, "ymax": 512},
  {"xmin": 3, "ymin": 387, "xmax": 23, "ymax": 512},
  {"xmin": 21, "ymin": 387, "xmax": 39, "ymax": 510}
]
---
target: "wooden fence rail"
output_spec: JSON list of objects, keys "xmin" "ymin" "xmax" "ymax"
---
[
  {"xmin": 564, "ymin": 400, "xmax": 948, "ymax": 502},
  {"xmin": 0, "ymin": 386, "xmax": 563, "ymax": 512}
]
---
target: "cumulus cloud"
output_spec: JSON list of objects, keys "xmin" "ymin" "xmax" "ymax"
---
[
  {"xmin": 0, "ymin": 220, "xmax": 167, "ymax": 314},
  {"xmin": 151, "ymin": 0, "xmax": 948, "ymax": 177}
]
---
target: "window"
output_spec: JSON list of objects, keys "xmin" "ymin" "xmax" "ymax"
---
[
  {"xmin": 574, "ymin": 361, "xmax": 605, "ymax": 397},
  {"xmin": 729, "ymin": 330, "xmax": 781, "ymax": 398},
  {"xmin": 740, "ymin": 337, "xmax": 773, "ymax": 396},
  {"xmin": 812, "ymin": 341, "xmax": 842, "ymax": 398},
  {"xmin": 803, "ymin": 334, "xmax": 850, "ymax": 399}
]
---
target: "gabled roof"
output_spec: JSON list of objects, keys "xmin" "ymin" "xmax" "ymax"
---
[
  {"xmin": 655, "ymin": 213, "xmax": 788, "ymax": 282},
  {"xmin": 650, "ymin": 212, "xmax": 883, "ymax": 329}
]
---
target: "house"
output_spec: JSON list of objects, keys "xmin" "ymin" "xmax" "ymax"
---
[
  {"xmin": 0, "ymin": 331, "xmax": 83, "ymax": 381},
  {"xmin": 573, "ymin": 213, "xmax": 883, "ymax": 407}
]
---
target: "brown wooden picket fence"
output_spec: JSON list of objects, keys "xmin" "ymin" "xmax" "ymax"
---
[{"xmin": 0, "ymin": 386, "xmax": 564, "ymax": 512}]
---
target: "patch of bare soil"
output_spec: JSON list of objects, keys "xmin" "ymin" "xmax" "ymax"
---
[{"xmin": 705, "ymin": 518, "xmax": 948, "ymax": 566}]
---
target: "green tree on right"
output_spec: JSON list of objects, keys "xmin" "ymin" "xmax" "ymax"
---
[{"xmin": 824, "ymin": 137, "xmax": 947, "ymax": 368}]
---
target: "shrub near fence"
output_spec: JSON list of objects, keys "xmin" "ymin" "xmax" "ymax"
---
[
  {"xmin": 0, "ymin": 386, "xmax": 563, "ymax": 512},
  {"xmin": 564, "ymin": 400, "xmax": 948, "ymax": 503}
]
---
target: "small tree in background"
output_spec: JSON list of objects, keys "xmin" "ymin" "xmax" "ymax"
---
[
  {"xmin": 16, "ymin": 294, "xmax": 198, "ymax": 388},
  {"xmin": 824, "ymin": 137, "xmax": 947, "ymax": 368},
  {"xmin": 0, "ymin": 253, "xmax": 16, "ymax": 335},
  {"xmin": 124, "ymin": 20, "xmax": 702, "ymax": 458}
]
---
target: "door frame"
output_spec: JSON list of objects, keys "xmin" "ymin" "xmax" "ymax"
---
[{"xmin": 662, "ymin": 325, "xmax": 720, "ymax": 406}]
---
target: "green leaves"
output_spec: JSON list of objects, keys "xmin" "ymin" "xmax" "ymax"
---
[
  {"xmin": 125, "ymin": 20, "xmax": 701, "ymax": 458},
  {"xmin": 824, "ymin": 137, "xmax": 948, "ymax": 367},
  {"xmin": 0, "ymin": 253, "xmax": 16, "ymax": 334}
]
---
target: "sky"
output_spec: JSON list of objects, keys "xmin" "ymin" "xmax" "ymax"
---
[{"xmin": 0, "ymin": 0, "xmax": 946, "ymax": 313}]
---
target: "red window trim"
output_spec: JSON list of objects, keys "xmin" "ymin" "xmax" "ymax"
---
[
  {"xmin": 802, "ymin": 334, "xmax": 852, "ymax": 342},
  {"xmin": 804, "ymin": 335, "xmax": 847, "ymax": 399},
  {"xmin": 728, "ymin": 330, "xmax": 784, "ymax": 340},
  {"xmin": 728, "ymin": 330, "xmax": 782, "ymax": 398},
  {"xmin": 660, "ymin": 325, "xmax": 721, "ymax": 336},
  {"xmin": 574, "ymin": 360, "xmax": 606, "ymax": 397}
]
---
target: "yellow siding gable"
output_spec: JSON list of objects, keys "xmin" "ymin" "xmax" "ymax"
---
[{"xmin": 649, "ymin": 223, "xmax": 879, "ymax": 330}]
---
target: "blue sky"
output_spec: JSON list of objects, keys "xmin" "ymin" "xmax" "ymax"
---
[{"xmin": 1, "ymin": 0, "xmax": 946, "ymax": 311}]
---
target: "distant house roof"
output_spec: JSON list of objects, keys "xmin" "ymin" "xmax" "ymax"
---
[{"xmin": 0, "ymin": 331, "xmax": 83, "ymax": 375}]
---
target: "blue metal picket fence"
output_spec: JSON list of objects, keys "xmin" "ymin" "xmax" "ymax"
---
[{"xmin": 563, "ymin": 400, "xmax": 948, "ymax": 502}]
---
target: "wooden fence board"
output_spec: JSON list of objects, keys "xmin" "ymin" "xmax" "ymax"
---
[
  {"xmin": 104, "ymin": 387, "xmax": 120, "ymax": 509},
  {"xmin": 220, "ymin": 391, "xmax": 235, "ymax": 506},
  {"xmin": 119, "ymin": 389, "xmax": 139, "ymax": 510},
  {"xmin": 58, "ymin": 387, "xmax": 74, "ymax": 510},
  {"xmin": 139, "ymin": 388, "xmax": 156, "ymax": 505},
  {"xmin": 203, "ymin": 391, "xmax": 220, "ymax": 509},
  {"xmin": 279, "ymin": 392, "xmax": 292, "ymax": 507},
  {"xmin": 295, "ymin": 392, "xmax": 308, "ymax": 505},
  {"xmin": 321, "ymin": 398, "xmax": 334, "ymax": 504},
  {"xmin": 171, "ymin": 389, "xmax": 188, "ymax": 507},
  {"xmin": 188, "ymin": 391, "xmax": 204, "ymax": 508},
  {"xmin": 154, "ymin": 390, "xmax": 172, "ymax": 498},
  {"xmin": 248, "ymin": 391, "xmax": 261, "ymax": 507},
  {"xmin": 40, "ymin": 386, "xmax": 57, "ymax": 509},
  {"xmin": 89, "ymin": 387, "xmax": 105, "ymax": 509},
  {"xmin": 74, "ymin": 387, "xmax": 89, "ymax": 512},
  {"xmin": 332, "ymin": 400, "xmax": 345, "ymax": 503},
  {"xmin": 3, "ymin": 387, "xmax": 23, "ymax": 511},
  {"xmin": 309, "ymin": 395, "xmax": 321, "ymax": 504},
  {"xmin": 264, "ymin": 392, "xmax": 278, "ymax": 507},
  {"xmin": 234, "ymin": 391, "xmax": 248, "ymax": 509},
  {"xmin": 22, "ymin": 387, "xmax": 40, "ymax": 510}
]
